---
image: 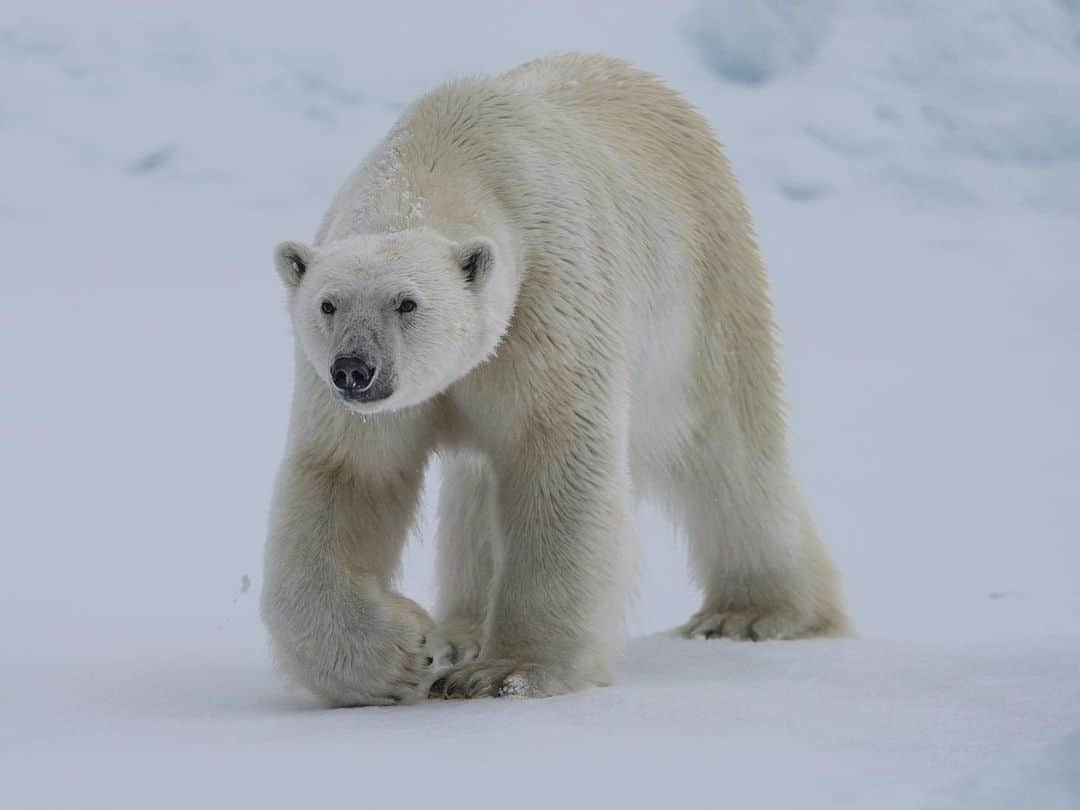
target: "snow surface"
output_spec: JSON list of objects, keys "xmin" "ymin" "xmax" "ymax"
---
[{"xmin": 2, "ymin": 1, "xmax": 1078, "ymax": 808}]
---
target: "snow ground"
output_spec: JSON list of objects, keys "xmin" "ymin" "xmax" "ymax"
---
[{"xmin": 2, "ymin": 1, "xmax": 1079, "ymax": 808}]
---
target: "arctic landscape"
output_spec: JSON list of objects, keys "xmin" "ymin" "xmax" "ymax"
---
[{"xmin": 1, "ymin": 1, "xmax": 1078, "ymax": 807}]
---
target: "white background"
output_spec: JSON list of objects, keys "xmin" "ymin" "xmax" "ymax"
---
[{"xmin": 2, "ymin": 1, "xmax": 1079, "ymax": 807}]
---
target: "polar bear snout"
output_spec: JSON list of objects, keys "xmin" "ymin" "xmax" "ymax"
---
[{"xmin": 330, "ymin": 354, "xmax": 378, "ymax": 396}]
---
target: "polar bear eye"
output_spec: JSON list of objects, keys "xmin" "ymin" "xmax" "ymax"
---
[
  {"xmin": 397, "ymin": 299, "xmax": 417, "ymax": 314},
  {"xmin": 320, "ymin": 300, "xmax": 336, "ymax": 315}
]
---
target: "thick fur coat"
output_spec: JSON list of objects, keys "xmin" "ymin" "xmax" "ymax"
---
[{"xmin": 261, "ymin": 53, "xmax": 848, "ymax": 706}]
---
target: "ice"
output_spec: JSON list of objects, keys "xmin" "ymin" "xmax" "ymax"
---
[
  {"xmin": 685, "ymin": 0, "xmax": 833, "ymax": 86},
  {"xmin": 1, "ymin": 1, "xmax": 1078, "ymax": 808}
]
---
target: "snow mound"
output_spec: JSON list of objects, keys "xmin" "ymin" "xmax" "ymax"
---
[
  {"xmin": 883, "ymin": 1, "xmax": 1080, "ymax": 167},
  {"xmin": 685, "ymin": 0, "xmax": 1080, "ymax": 211},
  {"xmin": 686, "ymin": 0, "xmax": 833, "ymax": 86}
]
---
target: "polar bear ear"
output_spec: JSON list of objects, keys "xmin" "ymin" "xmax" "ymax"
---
[
  {"xmin": 274, "ymin": 241, "xmax": 313, "ymax": 288},
  {"xmin": 457, "ymin": 237, "xmax": 495, "ymax": 285}
]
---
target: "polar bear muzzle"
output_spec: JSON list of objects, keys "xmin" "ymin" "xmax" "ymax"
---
[{"xmin": 329, "ymin": 352, "xmax": 393, "ymax": 403}]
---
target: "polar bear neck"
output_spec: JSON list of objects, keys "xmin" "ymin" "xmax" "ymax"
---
[{"xmin": 317, "ymin": 77, "xmax": 529, "ymax": 250}]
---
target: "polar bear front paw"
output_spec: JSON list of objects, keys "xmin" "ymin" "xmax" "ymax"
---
[
  {"xmin": 428, "ymin": 661, "xmax": 572, "ymax": 700},
  {"xmin": 430, "ymin": 617, "xmax": 484, "ymax": 667},
  {"xmin": 269, "ymin": 591, "xmax": 439, "ymax": 707},
  {"xmin": 680, "ymin": 606, "xmax": 819, "ymax": 641}
]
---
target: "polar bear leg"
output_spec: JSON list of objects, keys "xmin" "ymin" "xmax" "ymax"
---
[
  {"xmin": 433, "ymin": 453, "xmax": 494, "ymax": 666},
  {"xmin": 261, "ymin": 453, "xmax": 436, "ymax": 706},
  {"xmin": 431, "ymin": 424, "xmax": 629, "ymax": 699},
  {"xmin": 671, "ymin": 459, "xmax": 848, "ymax": 641}
]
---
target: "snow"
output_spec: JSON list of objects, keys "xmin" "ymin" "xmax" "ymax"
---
[
  {"xmin": 685, "ymin": 0, "xmax": 833, "ymax": 86},
  {"xmin": 2, "ymin": 1, "xmax": 1079, "ymax": 808}
]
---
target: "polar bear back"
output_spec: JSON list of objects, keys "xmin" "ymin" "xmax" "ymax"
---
[{"xmin": 318, "ymin": 53, "xmax": 783, "ymax": 454}]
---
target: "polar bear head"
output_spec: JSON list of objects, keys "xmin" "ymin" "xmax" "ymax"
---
[{"xmin": 274, "ymin": 228, "xmax": 512, "ymax": 413}]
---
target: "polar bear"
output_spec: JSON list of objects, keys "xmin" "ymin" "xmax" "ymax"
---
[{"xmin": 261, "ymin": 53, "xmax": 847, "ymax": 706}]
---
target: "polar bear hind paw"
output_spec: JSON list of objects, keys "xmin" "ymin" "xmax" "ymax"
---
[
  {"xmin": 680, "ymin": 606, "xmax": 832, "ymax": 641},
  {"xmin": 430, "ymin": 619, "xmax": 484, "ymax": 667}
]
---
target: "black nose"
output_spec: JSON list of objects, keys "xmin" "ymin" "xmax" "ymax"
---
[{"xmin": 331, "ymin": 355, "xmax": 377, "ymax": 393}]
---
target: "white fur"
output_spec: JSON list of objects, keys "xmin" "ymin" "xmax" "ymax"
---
[{"xmin": 261, "ymin": 53, "xmax": 848, "ymax": 706}]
